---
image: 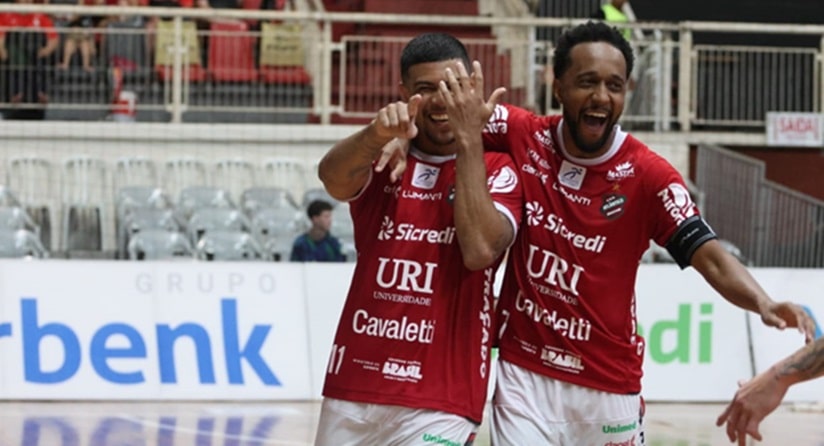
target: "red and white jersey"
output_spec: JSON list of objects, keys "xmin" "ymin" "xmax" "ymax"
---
[
  {"xmin": 484, "ymin": 104, "xmax": 700, "ymax": 394},
  {"xmin": 322, "ymin": 147, "xmax": 523, "ymax": 423}
]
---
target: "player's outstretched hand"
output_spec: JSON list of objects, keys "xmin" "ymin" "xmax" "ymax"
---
[
  {"xmin": 760, "ymin": 301, "xmax": 816, "ymax": 343},
  {"xmin": 716, "ymin": 372, "xmax": 788, "ymax": 446},
  {"xmin": 373, "ymin": 94, "xmax": 422, "ymax": 141}
]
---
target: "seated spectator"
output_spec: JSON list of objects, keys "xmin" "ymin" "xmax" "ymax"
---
[
  {"xmin": 289, "ymin": 199, "xmax": 345, "ymax": 262},
  {"xmin": 98, "ymin": 0, "xmax": 146, "ymax": 72},
  {"xmin": 57, "ymin": 0, "xmax": 104, "ymax": 72},
  {"xmin": 0, "ymin": 0, "xmax": 59, "ymax": 119}
]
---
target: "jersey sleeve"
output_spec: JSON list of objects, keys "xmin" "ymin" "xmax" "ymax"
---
[
  {"xmin": 484, "ymin": 152, "xmax": 523, "ymax": 239},
  {"xmin": 645, "ymin": 153, "xmax": 703, "ymax": 249},
  {"xmin": 482, "ymin": 103, "xmax": 530, "ymax": 153}
]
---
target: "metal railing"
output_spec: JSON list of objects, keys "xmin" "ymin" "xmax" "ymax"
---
[
  {"xmin": 696, "ymin": 144, "xmax": 824, "ymax": 267},
  {"xmin": 0, "ymin": 4, "xmax": 820, "ymax": 129}
]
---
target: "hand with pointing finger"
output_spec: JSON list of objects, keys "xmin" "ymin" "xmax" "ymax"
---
[{"xmin": 372, "ymin": 94, "xmax": 422, "ymax": 141}]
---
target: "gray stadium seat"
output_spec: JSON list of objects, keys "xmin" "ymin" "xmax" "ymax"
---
[
  {"xmin": 0, "ymin": 229, "xmax": 48, "ymax": 258},
  {"xmin": 240, "ymin": 186, "xmax": 299, "ymax": 216},
  {"xmin": 127, "ymin": 229, "xmax": 194, "ymax": 260},
  {"xmin": 195, "ymin": 230, "xmax": 264, "ymax": 261},
  {"xmin": 186, "ymin": 208, "xmax": 251, "ymax": 245}
]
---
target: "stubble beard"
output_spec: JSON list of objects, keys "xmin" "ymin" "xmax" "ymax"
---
[{"xmin": 563, "ymin": 109, "xmax": 615, "ymax": 155}]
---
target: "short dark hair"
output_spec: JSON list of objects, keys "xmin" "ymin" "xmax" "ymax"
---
[
  {"xmin": 307, "ymin": 199, "xmax": 333, "ymax": 219},
  {"xmin": 400, "ymin": 33, "xmax": 471, "ymax": 84},
  {"xmin": 553, "ymin": 21, "xmax": 634, "ymax": 79}
]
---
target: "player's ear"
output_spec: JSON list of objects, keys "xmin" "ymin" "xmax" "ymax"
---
[{"xmin": 552, "ymin": 79, "xmax": 561, "ymax": 104}]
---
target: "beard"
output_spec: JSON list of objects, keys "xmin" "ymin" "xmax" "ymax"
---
[
  {"xmin": 563, "ymin": 108, "xmax": 615, "ymax": 154},
  {"xmin": 419, "ymin": 118, "xmax": 456, "ymax": 151}
]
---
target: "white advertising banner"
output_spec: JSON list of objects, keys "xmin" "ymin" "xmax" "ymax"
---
[
  {"xmin": 304, "ymin": 262, "xmax": 354, "ymax": 398},
  {"xmin": 0, "ymin": 260, "xmax": 821, "ymax": 403},
  {"xmin": 0, "ymin": 261, "xmax": 312, "ymax": 400},
  {"xmin": 766, "ymin": 112, "xmax": 824, "ymax": 147},
  {"xmin": 635, "ymin": 265, "xmax": 753, "ymax": 401},
  {"xmin": 746, "ymin": 268, "xmax": 824, "ymax": 403}
]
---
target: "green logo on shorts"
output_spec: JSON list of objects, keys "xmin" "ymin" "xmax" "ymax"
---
[
  {"xmin": 422, "ymin": 433, "xmax": 461, "ymax": 446},
  {"xmin": 602, "ymin": 421, "xmax": 636, "ymax": 434}
]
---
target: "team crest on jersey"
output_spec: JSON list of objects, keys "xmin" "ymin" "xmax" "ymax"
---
[
  {"xmin": 607, "ymin": 161, "xmax": 635, "ymax": 181},
  {"xmin": 412, "ymin": 163, "xmax": 440, "ymax": 190},
  {"xmin": 558, "ymin": 160, "xmax": 586, "ymax": 190},
  {"xmin": 601, "ymin": 193, "xmax": 627, "ymax": 220}
]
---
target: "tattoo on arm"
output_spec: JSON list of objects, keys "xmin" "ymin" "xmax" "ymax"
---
[{"xmin": 780, "ymin": 338, "xmax": 824, "ymax": 381}]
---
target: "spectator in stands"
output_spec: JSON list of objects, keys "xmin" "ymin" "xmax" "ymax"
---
[
  {"xmin": 592, "ymin": 0, "xmax": 632, "ymax": 40},
  {"xmin": 717, "ymin": 336, "xmax": 824, "ymax": 445},
  {"xmin": 98, "ymin": 0, "xmax": 146, "ymax": 73},
  {"xmin": 0, "ymin": 0, "xmax": 59, "ymax": 119},
  {"xmin": 289, "ymin": 199, "xmax": 345, "ymax": 262},
  {"xmin": 57, "ymin": 0, "xmax": 104, "ymax": 72}
]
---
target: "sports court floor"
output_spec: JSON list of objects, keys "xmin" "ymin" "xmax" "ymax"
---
[{"xmin": 0, "ymin": 401, "xmax": 820, "ymax": 445}]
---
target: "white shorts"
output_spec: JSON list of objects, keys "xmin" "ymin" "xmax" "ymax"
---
[
  {"xmin": 314, "ymin": 397, "xmax": 479, "ymax": 446},
  {"xmin": 491, "ymin": 359, "xmax": 645, "ymax": 446}
]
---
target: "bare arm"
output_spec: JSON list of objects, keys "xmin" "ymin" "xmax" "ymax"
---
[
  {"xmin": 691, "ymin": 239, "xmax": 815, "ymax": 341},
  {"xmin": 777, "ymin": 336, "xmax": 824, "ymax": 382},
  {"xmin": 690, "ymin": 240, "xmax": 770, "ymax": 313},
  {"xmin": 716, "ymin": 337, "xmax": 824, "ymax": 445},
  {"xmin": 318, "ymin": 96, "xmax": 421, "ymax": 201},
  {"xmin": 39, "ymin": 36, "xmax": 59, "ymax": 58},
  {"xmin": 440, "ymin": 61, "xmax": 511, "ymax": 270}
]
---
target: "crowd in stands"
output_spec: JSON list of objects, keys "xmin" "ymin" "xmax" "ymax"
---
[{"xmin": 0, "ymin": 0, "xmax": 296, "ymax": 119}]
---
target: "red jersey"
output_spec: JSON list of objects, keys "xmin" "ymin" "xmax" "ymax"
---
[
  {"xmin": 322, "ymin": 147, "xmax": 523, "ymax": 423},
  {"xmin": 483, "ymin": 104, "xmax": 700, "ymax": 394},
  {"xmin": 0, "ymin": 13, "xmax": 57, "ymax": 39}
]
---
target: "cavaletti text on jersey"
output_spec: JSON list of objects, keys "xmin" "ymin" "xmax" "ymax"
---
[
  {"xmin": 515, "ymin": 291, "xmax": 592, "ymax": 341},
  {"xmin": 351, "ymin": 309, "xmax": 436, "ymax": 344}
]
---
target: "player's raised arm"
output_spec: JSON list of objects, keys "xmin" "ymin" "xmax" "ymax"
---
[
  {"xmin": 439, "ymin": 60, "xmax": 515, "ymax": 269},
  {"xmin": 318, "ymin": 95, "xmax": 421, "ymax": 200}
]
